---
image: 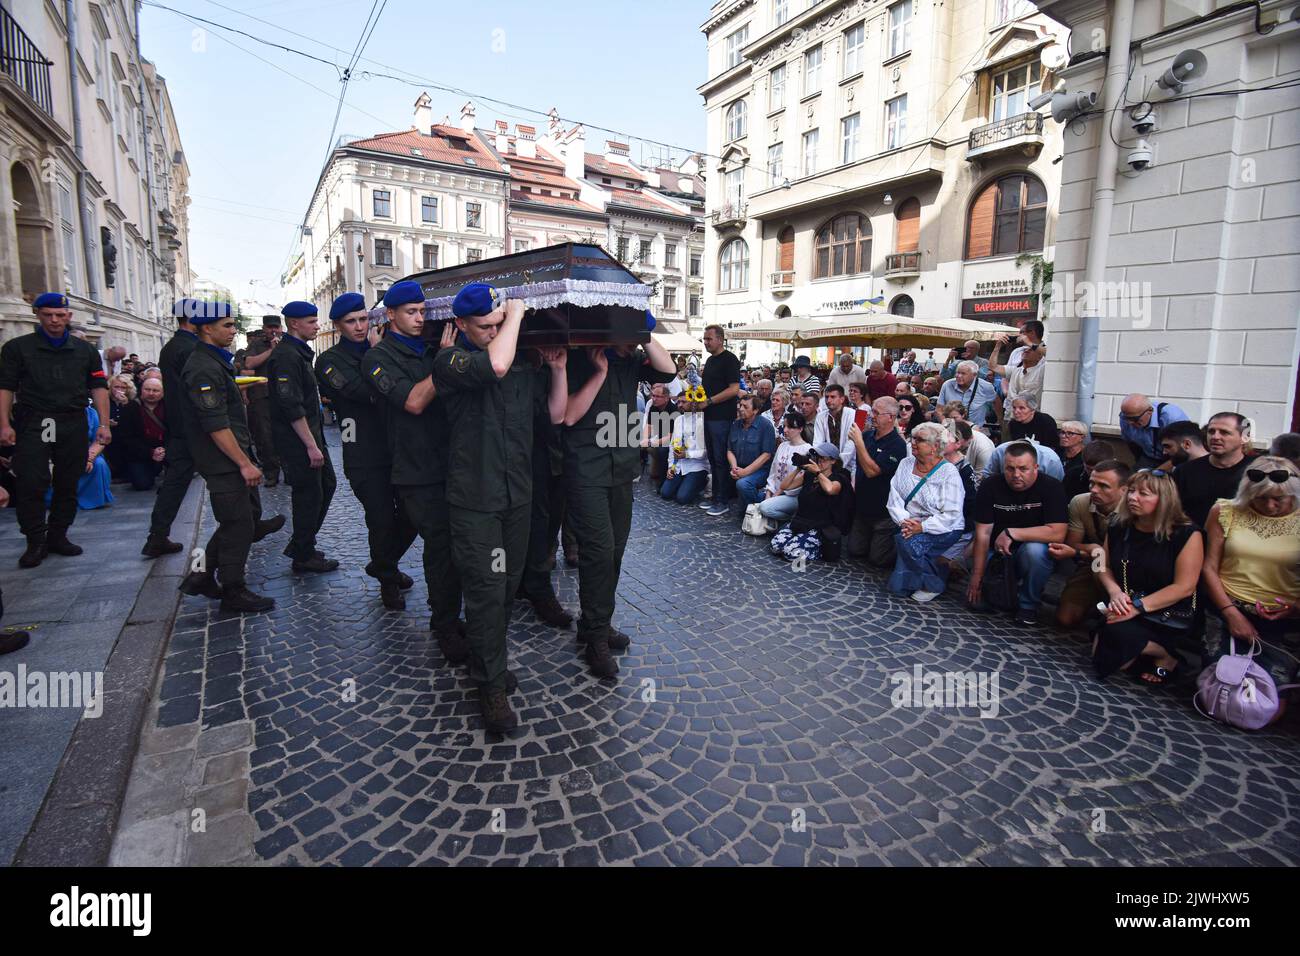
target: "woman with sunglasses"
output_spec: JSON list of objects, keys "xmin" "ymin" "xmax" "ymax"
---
[
  {"xmin": 1201, "ymin": 456, "xmax": 1300, "ymax": 652},
  {"xmin": 1092, "ymin": 469, "xmax": 1204, "ymax": 684},
  {"xmin": 895, "ymin": 398, "xmax": 919, "ymax": 440}
]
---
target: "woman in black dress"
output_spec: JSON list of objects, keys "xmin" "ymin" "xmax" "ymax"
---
[{"xmin": 1093, "ymin": 469, "xmax": 1204, "ymax": 683}]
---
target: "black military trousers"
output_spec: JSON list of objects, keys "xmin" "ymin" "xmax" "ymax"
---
[
  {"xmin": 448, "ymin": 503, "xmax": 529, "ymax": 691},
  {"xmin": 520, "ymin": 460, "xmax": 567, "ymax": 601},
  {"xmin": 149, "ymin": 435, "xmax": 195, "ymax": 537},
  {"xmin": 13, "ymin": 410, "xmax": 88, "ymax": 538},
  {"xmin": 397, "ymin": 483, "xmax": 462, "ymax": 633},
  {"xmin": 283, "ymin": 451, "xmax": 336, "ymax": 562},
  {"xmin": 247, "ymin": 398, "xmax": 279, "ymax": 481},
  {"xmin": 202, "ymin": 471, "xmax": 263, "ymax": 589},
  {"xmin": 347, "ymin": 466, "xmax": 416, "ymax": 584},
  {"xmin": 566, "ymin": 481, "xmax": 634, "ymax": 642}
]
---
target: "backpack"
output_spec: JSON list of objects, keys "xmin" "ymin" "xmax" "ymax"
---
[
  {"xmin": 1194, "ymin": 638, "xmax": 1297, "ymax": 730},
  {"xmin": 981, "ymin": 551, "xmax": 1019, "ymax": 613}
]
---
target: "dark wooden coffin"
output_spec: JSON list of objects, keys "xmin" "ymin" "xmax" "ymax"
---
[{"xmin": 402, "ymin": 242, "xmax": 651, "ymax": 347}]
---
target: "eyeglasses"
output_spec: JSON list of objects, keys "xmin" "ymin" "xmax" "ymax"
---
[
  {"xmin": 1121, "ymin": 408, "xmax": 1153, "ymax": 423},
  {"xmin": 1247, "ymin": 468, "xmax": 1293, "ymax": 484},
  {"xmin": 1061, "ymin": 430, "xmax": 1087, "ymax": 438}
]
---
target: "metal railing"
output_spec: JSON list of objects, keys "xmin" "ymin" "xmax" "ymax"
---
[
  {"xmin": 1, "ymin": 7, "xmax": 53, "ymax": 117},
  {"xmin": 770, "ymin": 270, "xmax": 794, "ymax": 288},
  {"xmin": 969, "ymin": 112, "xmax": 1045, "ymax": 152},
  {"xmin": 711, "ymin": 201, "xmax": 748, "ymax": 225},
  {"xmin": 885, "ymin": 252, "xmax": 920, "ymax": 274}
]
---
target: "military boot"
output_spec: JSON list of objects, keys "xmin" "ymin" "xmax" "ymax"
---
[
  {"xmin": 584, "ymin": 636, "xmax": 619, "ymax": 678},
  {"xmin": 18, "ymin": 534, "xmax": 46, "ymax": 569},
  {"xmin": 479, "ymin": 686, "xmax": 518, "ymax": 734},
  {"xmin": 141, "ymin": 533, "xmax": 184, "ymax": 558},
  {"xmin": 380, "ymin": 579, "xmax": 405, "ymax": 611},
  {"xmin": 253, "ymin": 515, "xmax": 286, "ymax": 541},
  {"xmin": 46, "ymin": 530, "xmax": 83, "ymax": 556},
  {"xmin": 179, "ymin": 570, "xmax": 222, "ymax": 599},
  {"xmin": 220, "ymin": 585, "xmax": 275, "ymax": 614}
]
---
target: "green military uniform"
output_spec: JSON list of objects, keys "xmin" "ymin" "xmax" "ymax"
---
[
  {"xmin": 148, "ymin": 328, "xmax": 198, "ymax": 539},
  {"xmin": 182, "ymin": 342, "xmax": 263, "ymax": 588},
  {"xmin": 362, "ymin": 331, "xmax": 462, "ymax": 631},
  {"xmin": 564, "ymin": 347, "xmax": 675, "ymax": 643},
  {"xmin": 316, "ymin": 338, "xmax": 416, "ymax": 585},
  {"xmin": 267, "ymin": 334, "xmax": 336, "ymax": 562},
  {"xmin": 0, "ymin": 329, "xmax": 107, "ymax": 541},
  {"xmin": 235, "ymin": 329, "xmax": 279, "ymax": 483},
  {"xmin": 520, "ymin": 363, "xmax": 568, "ymax": 603},
  {"xmin": 433, "ymin": 340, "xmax": 540, "ymax": 691}
]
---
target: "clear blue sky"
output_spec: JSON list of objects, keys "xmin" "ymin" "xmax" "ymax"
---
[{"xmin": 139, "ymin": 0, "xmax": 710, "ymax": 302}]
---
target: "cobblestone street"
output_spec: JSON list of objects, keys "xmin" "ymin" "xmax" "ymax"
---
[{"xmin": 112, "ymin": 439, "xmax": 1300, "ymax": 867}]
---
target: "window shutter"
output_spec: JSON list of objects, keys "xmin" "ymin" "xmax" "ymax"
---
[
  {"xmin": 778, "ymin": 227, "xmax": 794, "ymax": 271},
  {"xmin": 895, "ymin": 198, "xmax": 920, "ymax": 253},
  {"xmin": 967, "ymin": 182, "xmax": 996, "ymax": 259}
]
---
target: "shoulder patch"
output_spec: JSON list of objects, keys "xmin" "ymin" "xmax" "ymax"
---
[
  {"xmin": 324, "ymin": 365, "xmax": 347, "ymax": 390},
  {"xmin": 451, "ymin": 351, "xmax": 472, "ymax": 373},
  {"xmin": 370, "ymin": 365, "xmax": 395, "ymax": 395},
  {"xmin": 194, "ymin": 381, "xmax": 221, "ymax": 410}
]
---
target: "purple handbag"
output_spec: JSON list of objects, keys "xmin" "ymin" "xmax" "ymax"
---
[{"xmin": 1194, "ymin": 638, "xmax": 1296, "ymax": 730}]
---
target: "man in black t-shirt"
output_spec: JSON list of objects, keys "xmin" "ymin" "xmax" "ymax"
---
[
  {"xmin": 1173, "ymin": 412, "xmax": 1252, "ymax": 527},
  {"xmin": 967, "ymin": 441, "xmax": 1069, "ymax": 625},
  {"xmin": 700, "ymin": 324, "xmax": 741, "ymax": 515},
  {"xmin": 847, "ymin": 396, "xmax": 908, "ymax": 566}
]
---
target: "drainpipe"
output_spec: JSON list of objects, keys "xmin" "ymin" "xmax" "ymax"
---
[
  {"xmin": 1075, "ymin": 0, "xmax": 1134, "ymax": 429},
  {"xmin": 65, "ymin": 0, "xmax": 101, "ymax": 309}
]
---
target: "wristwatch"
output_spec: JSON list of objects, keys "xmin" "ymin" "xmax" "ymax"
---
[{"xmin": 1132, "ymin": 596, "xmax": 1146, "ymax": 613}]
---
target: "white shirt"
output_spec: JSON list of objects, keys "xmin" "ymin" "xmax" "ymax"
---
[
  {"xmin": 667, "ymin": 376, "xmax": 686, "ymax": 398},
  {"xmin": 827, "ymin": 365, "xmax": 868, "ymax": 392},
  {"xmin": 887, "ymin": 457, "xmax": 967, "ymax": 535},
  {"xmin": 813, "ymin": 406, "xmax": 857, "ymax": 476},
  {"xmin": 766, "ymin": 440, "xmax": 811, "ymax": 497},
  {"xmin": 1004, "ymin": 360, "xmax": 1045, "ymax": 413},
  {"xmin": 966, "ymin": 429, "xmax": 995, "ymax": 480},
  {"xmin": 668, "ymin": 412, "xmax": 708, "ymax": 474}
]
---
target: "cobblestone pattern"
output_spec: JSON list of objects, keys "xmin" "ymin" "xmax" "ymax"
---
[{"xmin": 146, "ymin": 442, "xmax": 1300, "ymax": 866}]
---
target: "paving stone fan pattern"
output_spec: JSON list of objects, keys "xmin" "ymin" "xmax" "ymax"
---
[{"xmin": 151, "ymin": 450, "xmax": 1300, "ymax": 866}]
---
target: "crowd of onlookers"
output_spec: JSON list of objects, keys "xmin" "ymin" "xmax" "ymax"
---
[{"xmin": 638, "ymin": 326, "xmax": 1300, "ymax": 703}]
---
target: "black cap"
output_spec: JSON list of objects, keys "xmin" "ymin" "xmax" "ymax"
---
[{"xmin": 261, "ymin": 314, "xmax": 282, "ymax": 328}]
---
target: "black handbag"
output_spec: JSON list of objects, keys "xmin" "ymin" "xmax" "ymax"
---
[{"xmin": 982, "ymin": 551, "xmax": 1019, "ymax": 612}]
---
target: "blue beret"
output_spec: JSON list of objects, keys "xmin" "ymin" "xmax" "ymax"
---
[
  {"xmin": 383, "ymin": 281, "xmax": 425, "ymax": 309},
  {"xmin": 191, "ymin": 301, "xmax": 232, "ymax": 326},
  {"xmin": 33, "ymin": 292, "xmax": 69, "ymax": 310},
  {"xmin": 452, "ymin": 282, "xmax": 501, "ymax": 318},
  {"xmin": 282, "ymin": 300, "xmax": 318, "ymax": 319},
  {"xmin": 329, "ymin": 292, "xmax": 367, "ymax": 321}
]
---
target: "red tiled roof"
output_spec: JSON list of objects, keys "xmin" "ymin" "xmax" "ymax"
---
[
  {"xmin": 584, "ymin": 152, "xmax": 646, "ymax": 182},
  {"xmin": 510, "ymin": 191, "xmax": 603, "ymax": 214},
  {"xmin": 608, "ymin": 187, "xmax": 684, "ymax": 215},
  {"xmin": 346, "ymin": 125, "xmax": 504, "ymax": 171}
]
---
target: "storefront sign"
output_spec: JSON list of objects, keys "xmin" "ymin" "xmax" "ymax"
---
[
  {"xmin": 971, "ymin": 279, "xmax": 1029, "ymax": 297},
  {"xmin": 961, "ymin": 294, "xmax": 1038, "ymax": 320}
]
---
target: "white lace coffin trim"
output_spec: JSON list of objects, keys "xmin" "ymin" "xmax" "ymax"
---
[{"xmin": 368, "ymin": 279, "xmax": 652, "ymax": 322}]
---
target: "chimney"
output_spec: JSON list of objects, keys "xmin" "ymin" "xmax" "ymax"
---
[
  {"xmin": 459, "ymin": 100, "xmax": 476, "ymax": 133},
  {"xmin": 494, "ymin": 119, "xmax": 509, "ymax": 155},
  {"xmin": 547, "ymin": 107, "xmax": 562, "ymax": 139},
  {"xmin": 516, "ymin": 124, "xmax": 536, "ymax": 159},
  {"xmin": 562, "ymin": 124, "xmax": 586, "ymax": 181},
  {"xmin": 605, "ymin": 140, "xmax": 631, "ymax": 165},
  {"xmin": 679, "ymin": 176, "xmax": 695, "ymax": 193},
  {"xmin": 413, "ymin": 92, "xmax": 432, "ymax": 133}
]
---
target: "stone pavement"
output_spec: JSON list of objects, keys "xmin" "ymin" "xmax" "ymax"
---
[
  {"xmin": 112, "ymin": 434, "xmax": 1300, "ymax": 867},
  {"xmin": 0, "ymin": 477, "xmax": 201, "ymax": 865}
]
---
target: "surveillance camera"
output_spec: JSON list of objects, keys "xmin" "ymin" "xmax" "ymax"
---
[
  {"xmin": 1028, "ymin": 80, "xmax": 1066, "ymax": 112},
  {"xmin": 1127, "ymin": 140, "xmax": 1154, "ymax": 171},
  {"xmin": 1050, "ymin": 90, "xmax": 1098, "ymax": 123},
  {"xmin": 1130, "ymin": 103, "xmax": 1157, "ymax": 134}
]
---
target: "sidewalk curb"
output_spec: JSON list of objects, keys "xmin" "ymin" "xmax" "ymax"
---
[{"xmin": 13, "ymin": 481, "xmax": 206, "ymax": 867}]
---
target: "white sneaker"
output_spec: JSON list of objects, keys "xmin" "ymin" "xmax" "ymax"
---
[
  {"xmin": 697, "ymin": 499, "xmax": 714, "ymax": 510},
  {"xmin": 911, "ymin": 590, "xmax": 940, "ymax": 603}
]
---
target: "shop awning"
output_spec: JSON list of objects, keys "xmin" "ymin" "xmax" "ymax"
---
[{"xmin": 728, "ymin": 312, "xmax": 1018, "ymax": 348}]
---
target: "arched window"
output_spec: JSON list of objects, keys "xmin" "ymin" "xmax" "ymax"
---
[
  {"xmin": 894, "ymin": 198, "xmax": 920, "ymax": 253},
  {"xmin": 966, "ymin": 173, "xmax": 1047, "ymax": 259},
  {"xmin": 890, "ymin": 295, "xmax": 914, "ymax": 317},
  {"xmin": 775, "ymin": 305, "xmax": 792, "ymax": 318},
  {"xmin": 725, "ymin": 100, "xmax": 747, "ymax": 142},
  {"xmin": 813, "ymin": 213, "xmax": 871, "ymax": 278},
  {"xmin": 719, "ymin": 238, "xmax": 749, "ymax": 291}
]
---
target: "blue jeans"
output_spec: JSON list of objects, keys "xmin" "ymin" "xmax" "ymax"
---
[
  {"xmin": 660, "ymin": 469, "xmax": 707, "ymax": 505},
  {"xmin": 704, "ymin": 421, "xmax": 733, "ymax": 503},
  {"xmin": 984, "ymin": 541, "xmax": 1055, "ymax": 612},
  {"xmin": 736, "ymin": 469, "xmax": 769, "ymax": 505},
  {"xmin": 758, "ymin": 494, "xmax": 799, "ymax": 522},
  {"xmin": 889, "ymin": 529, "xmax": 964, "ymax": 594}
]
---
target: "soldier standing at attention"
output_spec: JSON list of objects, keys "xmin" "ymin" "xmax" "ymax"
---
[
  {"xmin": 563, "ymin": 313, "xmax": 676, "ymax": 676},
  {"xmin": 234, "ymin": 315, "xmax": 282, "ymax": 487},
  {"xmin": 141, "ymin": 298, "xmax": 202, "ymax": 558},
  {"xmin": 268, "ymin": 301, "xmax": 338, "ymax": 575},
  {"xmin": 0, "ymin": 292, "xmax": 111, "ymax": 568},
  {"xmin": 434, "ymin": 283, "xmax": 568, "ymax": 734},
  {"xmin": 315, "ymin": 292, "xmax": 417, "ymax": 610},
  {"xmin": 363, "ymin": 282, "xmax": 464, "ymax": 651},
  {"xmin": 177, "ymin": 302, "xmax": 283, "ymax": 613}
]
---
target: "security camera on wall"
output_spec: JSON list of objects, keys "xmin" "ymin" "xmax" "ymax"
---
[
  {"xmin": 1127, "ymin": 140, "xmax": 1154, "ymax": 171},
  {"xmin": 1050, "ymin": 90, "xmax": 1098, "ymax": 123}
]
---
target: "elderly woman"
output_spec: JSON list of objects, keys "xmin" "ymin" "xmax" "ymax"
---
[
  {"xmin": 1201, "ymin": 456, "xmax": 1300, "ymax": 652},
  {"xmin": 763, "ymin": 388, "xmax": 790, "ymax": 440},
  {"xmin": 1093, "ymin": 469, "xmax": 1204, "ymax": 684},
  {"xmin": 104, "ymin": 374, "xmax": 136, "ymax": 479},
  {"xmin": 758, "ymin": 412, "xmax": 812, "ymax": 524},
  {"xmin": 886, "ymin": 422, "xmax": 968, "ymax": 602},
  {"xmin": 1006, "ymin": 395, "xmax": 1060, "ymax": 451},
  {"xmin": 116, "ymin": 376, "xmax": 168, "ymax": 491},
  {"xmin": 660, "ymin": 389, "xmax": 708, "ymax": 505}
]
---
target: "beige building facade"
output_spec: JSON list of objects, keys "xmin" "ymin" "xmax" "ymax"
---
[
  {"xmin": 0, "ymin": 0, "xmax": 191, "ymax": 359},
  {"xmin": 699, "ymin": 0, "xmax": 1069, "ymax": 364}
]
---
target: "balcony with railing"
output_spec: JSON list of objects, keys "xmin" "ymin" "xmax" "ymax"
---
[
  {"xmin": 770, "ymin": 270, "xmax": 794, "ymax": 295},
  {"xmin": 967, "ymin": 112, "xmax": 1045, "ymax": 162},
  {"xmin": 0, "ymin": 7, "xmax": 53, "ymax": 118},
  {"xmin": 884, "ymin": 252, "xmax": 921, "ymax": 279},
  {"xmin": 710, "ymin": 200, "xmax": 748, "ymax": 229}
]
